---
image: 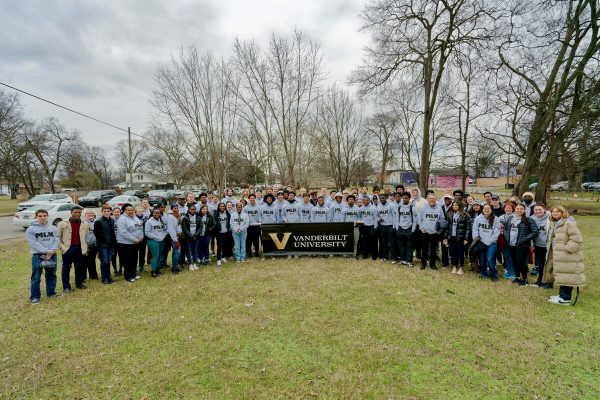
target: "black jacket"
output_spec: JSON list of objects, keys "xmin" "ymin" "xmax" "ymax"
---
[
  {"xmin": 182, "ymin": 213, "xmax": 215, "ymax": 238},
  {"xmin": 94, "ymin": 216, "xmax": 116, "ymax": 248},
  {"xmin": 502, "ymin": 214, "xmax": 538, "ymax": 248},
  {"xmin": 212, "ymin": 210, "xmax": 231, "ymax": 234},
  {"xmin": 445, "ymin": 211, "xmax": 472, "ymax": 241}
]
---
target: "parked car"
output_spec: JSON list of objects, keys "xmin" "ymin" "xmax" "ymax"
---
[
  {"xmin": 147, "ymin": 190, "xmax": 168, "ymax": 207},
  {"xmin": 528, "ymin": 182, "xmax": 539, "ymax": 190},
  {"xmin": 587, "ymin": 182, "xmax": 600, "ymax": 192},
  {"xmin": 550, "ymin": 181, "xmax": 569, "ymax": 191},
  {"xmin": 106, "ymin": 195, "xmax": 141, "ymax": 209},
  {"xmin": 581, "ymin": 182, "xmax": 599, "ymax": 192},
  {"xmin": 78, "ymin": 190, "xmax": 118, "ymax": 207},
  {"xmin": 17, "ymin": 193, "xmax": 73, "ymax": 211},
  {"xmin": 123, "ymin": 190, "xmax": 147, "ymax": 199},
  {"xmin": 61, "ymin": 188, "xmax": 77, "ymax": 192},
  {"xmin": 165, "ymin": 190, "xmax": 185, "ymax": 202},
  {"xmin": 13, "ymin": 202, "xmax": 79, "ymax": 229}
]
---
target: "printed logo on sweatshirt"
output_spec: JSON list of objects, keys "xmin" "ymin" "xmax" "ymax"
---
[{"xmin": 35, "ymin": 231, "xmax": 55, "ymax": 239}]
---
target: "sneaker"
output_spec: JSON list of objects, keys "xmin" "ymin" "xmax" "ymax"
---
[
  {"xmin": 221, "ymin": 258, "xmax": 228, "ymax": 263},
  {"xmin": 391, "ymin": 260, "xmax": 397, "ymax": 265},
  {"xmin": 217, "ymin": 260, "xmax": 222, "ymax": 266},
  {"xmin": 151, "ymin": 272, "xmax": 158, "ymax": 277},
  {"xmin": 76, "ymin": 284, "xmax": 87, "ymax": 289},
  {"xmin": 530, "ymin": 282, "xmax": 542, "ymax": 288},
  {"xmin": 261, "ymin": 257, "xmax": 266, "ymax": 261},
  {"xmin": 548, "ymin": 295, "xmax": 561, "ymax": 301},
  {"xmin": 242, "ymin": 259, "xmax": 246, "ymax": 263},
  {"xmin": 451, "ymin": 267, "xmax": 457, "ymax": 274},
  {"xmin": 457, "ymin": 268, "xmax": 464, "ymax": 275},
  {"xmin": 30, "ymin": 298, "xmax": 40, "ymax": 305},
  {"xmin": 531, "ymin": 266, "xmax": 539, "ymax": 276},
  {"xmin": 128, "ymin": 278, "xmax": 136, "ymax": 283},
  {"xmin": 519, "ymin": 280, "xmax": 529, "ymax": 287},
  {"xmin": 64, "ymin": 288, "xmax": 72, "ymax": 294},
  {"xmin": 548, "ymin": 297, "xmax": 570, "ymax": 305},
  {"xmin": 189, "ymin": 265, "xmax": 194, "ymax": 271},
  {"xmin": 505, "ymin": 275, "xmax": 516, "ymax": 280},
  {"xmin": 134, "ymin": 275, "xmax": 141, "ymax": 280}
]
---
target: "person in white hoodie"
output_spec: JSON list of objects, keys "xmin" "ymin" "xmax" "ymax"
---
[
  {"xmin": 231, "ymin": 202, "xmax": 250, "ymax": 263},
  {"xmin": 26, "ymin": 209, "xmax": 59, "ymax": 304}
]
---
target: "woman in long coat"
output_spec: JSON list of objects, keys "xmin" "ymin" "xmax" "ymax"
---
[{"xmin": 543, "ymin": 206, "xmax": 585, "ymax": 305}]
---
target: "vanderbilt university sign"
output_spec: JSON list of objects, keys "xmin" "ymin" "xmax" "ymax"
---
[{"xmin": 261, "ymin": 223, "xmax": 355, "ymax": 256}]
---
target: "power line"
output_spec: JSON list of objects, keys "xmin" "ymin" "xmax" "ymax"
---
[{"xmin": 0, "ymin": 80, "xmax": 146, "ymax": 139}]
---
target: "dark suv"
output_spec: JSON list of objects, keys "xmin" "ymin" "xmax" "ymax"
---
[
  {"xmin": 78, "ymin": 190, "xmax": 118, "ymax": 207},
  {"xmin": 123, "ymin": 190, "xmax": 147, "ymax": 199}
]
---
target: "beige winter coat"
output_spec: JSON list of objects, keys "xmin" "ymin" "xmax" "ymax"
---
[
  {"xmin": 57, "ymin": 219, "xmax": 89, "ymax": 255},
  {"xmin": 542, "ymin": 219, "xmax": 585, "ymax": 287}
]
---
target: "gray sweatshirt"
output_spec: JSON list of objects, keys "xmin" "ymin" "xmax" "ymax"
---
[
  {"xmin": 85, "ymin": 219, "xmax": 97, "ymax": 246},
  {"xmin": 145, "ymin": 217, "xmax": 167, "ymax": 241},
  {"xmin": 164, "ymin": 213, "xmax": 181, "ymax": 241},
  {"xmin": 260, "ymin": 204, "xmax": 279, "ymax": 224},
  {"xmin": 231, "ymin": 211, "xmax": 249, "ymax": 232},
  {"xmin": 298, "ymin": 202, "xmax": 313, "ymax": 222},
  {"xmin": 243, "ymin": 203, "xmax": 262, "ymax": 225},
  {"xmin": 418, "ymin": 204, "xmax": 446, "ymax": 234},
  {"xmin": 311, "ymin": 205, "xmax": 331, "ymax": 222},
  {"xmin": 330, "ymin": 201, "xmax": 345, "ymax": 222},
  {"xmin": 26, "ymin": 221, "xmax": 59, "ymax": 254},
  {"xmin": 342, "ymin": 204, "xmax": 360, "ymax": 223},
  {"xmin": 359, "ymin": 204, "xmax": 378, "ymax": 227},
  {"xmin": 531, "ymin": 211, "xmax": 550, "ymax": 248},
  {"xmin": 116, "ymin": 215, "xmax": 144, "ymax": 244},
  {"xmin": 282, "ymin": 201, "xmax": 301, "ymax": 223},
  {"xmin": 472, "ymin": 214, "xmax": 501, "ymax": 246},
  {"xmin": 377, "ymin": 202, "xmax": 396, "ymax": 226},
  {"xmin": 396, "ymin": 203, "xmax": 417, "ymax": 232}
]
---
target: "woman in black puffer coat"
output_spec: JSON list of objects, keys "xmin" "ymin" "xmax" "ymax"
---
[
  {"xmin": 502, "ymin": 203, "xmax": 538, "ymax": 286},
  {"xmin": 443, "ymin": 201, "xmax": 472, "ymax": 275}
]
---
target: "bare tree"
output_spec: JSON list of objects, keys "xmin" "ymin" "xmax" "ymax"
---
[
  {"xmin": 27, "ymin": 117, "xmax": 77, "ymax": 193},
  {"xmin": 147, "ymin": 124, "xmax": 195, "ymax": 188},
  {"xmin": 233, "ymin": 30, "xmax": 325, "ymax": 186},
  {"xmin": 496, "ymin": 0, "xmax": 600, "ymax": 202},
  {"xmin": 114, "ymin": 138, "xmax": 151, "ymax": 174},
  {"xmin": 350, "ymin": 0, "xmax": 494, "ymax": 191},
  {"xmin": 313, "ymin": 85, "xmax": 366, "ymax": 189},
  {"xmin": 0, "ymin": 90, "xmax": 31, "ymax": 198},
  {"xmin": 152, "ymin": 48, "xmax": 238, "ymax": 192},
  {"xmin": 365, "ymin": 112, "xmax": 397, "ymax": 185}
]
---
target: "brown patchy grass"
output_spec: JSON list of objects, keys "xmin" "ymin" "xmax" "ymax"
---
[{"xmin": 0, "ymin": 218, "xmax": 599, "ymax": 399}]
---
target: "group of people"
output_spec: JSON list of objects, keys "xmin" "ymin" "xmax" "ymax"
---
[{"xmin": 26, "ymin": 184, "xmax": 585, "ymax": 306}]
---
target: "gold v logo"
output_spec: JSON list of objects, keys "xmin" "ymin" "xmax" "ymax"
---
[{"xmin": 268, "ymin": 232, "xmax": 292, "ymax": 250}]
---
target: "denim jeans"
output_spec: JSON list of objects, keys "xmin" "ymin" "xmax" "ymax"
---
[
  {"xmin": 62, "ymin": 245, "xmax": 84, "ymax": 290},
  {"xmin": 97, "ymin": 246, "xmax": 113, "ymax": 281},
  {"xmin": 233, "ymin": 230, "xmax": 248, "ymax": 261},
  {"xmin": 30, "ymin": 254, "xmax": 57, "ymax": 300},
  {"xmin": 501, "ymin": 246, "xmax": 515, "ymax": 277},
  {"xmin": 169, "ymin": 238, "xmax": 181, "ymax": 271},
  {"xmin": 479, "ymin": 242, "xmax": 498, "ymax": 279},
  {"xmin": 185, "ymin": 237, "xmax": 199, "ymax": 264},
  {"xmin": 198, "ymin": 236, "xmax": 211, "ymax": 262},
  {"xmin": 146, "ymin": 239, "xmax": 165, "ymax": 271}
]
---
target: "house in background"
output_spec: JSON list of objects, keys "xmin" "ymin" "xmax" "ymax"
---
[
  {"xmin": 429, "ymin": 168, "xmax": 471, "ymax": 188},
  {"xmin": 367, "ymin": 170, "xmax": 417, "ymax": 185},
  {"xmin": 115, "ymin": 172, "xmax": 175, "ymax": 191}
]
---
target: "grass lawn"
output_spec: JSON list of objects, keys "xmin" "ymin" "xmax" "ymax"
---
[
  {"xmin": 0, "ymin": 196, "xmax": 21, "ymax": 215},
  {"xmin": 1, "ymin": 218, "xmax": 599, "ymax": 399}
]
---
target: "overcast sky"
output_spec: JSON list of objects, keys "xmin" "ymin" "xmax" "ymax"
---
[{"xmin": 0, "ymin": 0, "xmax": 368, "ymax": 146}]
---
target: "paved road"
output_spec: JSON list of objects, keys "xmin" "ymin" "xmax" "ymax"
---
[{"xmin": 0, "ymin": 216, "xmax": 27, "ymax": 242}]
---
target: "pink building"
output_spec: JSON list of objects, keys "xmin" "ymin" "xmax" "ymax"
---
[{"xmin": 429, "ymin": 169, "xmax": 471, "ymax": 188}]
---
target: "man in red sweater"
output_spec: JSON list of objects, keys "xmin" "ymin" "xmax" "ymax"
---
[{"xmin": 58, "ymin": 206, "xmax": 89, "ymax": 292}]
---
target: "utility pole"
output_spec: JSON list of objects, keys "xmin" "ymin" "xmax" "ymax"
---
[{"xmin": 128, "ymin": 127, "xmax": 133, "ymax": 189}]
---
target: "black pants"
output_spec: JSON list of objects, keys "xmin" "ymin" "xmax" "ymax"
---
[
  {"xmin": 413, "ymin": 227, "xmax": 422, "ymax": 259},
  {"xmin": 246, "ymin": 225, "xmax": 261, "ymax": 257},
  {"xmin": 62, "ymin": 245, "xmax": 84, "ymax": 289},
  {"xmin": 440, "ymin": 234, "xmax": 449, "ymax": 267},
  {"xmin": 111, "ymin": 244, "xmax": 122, "ymax": 273},
  {"xmin": 216, "ymin": 232, "xmax": 227, "ymax": 260},
  {"xmin": 224, "ymin": 232, "xmax": 234, "ymax": 258},
  {"xmin": 396, "ymin": 228, "xmax": 413, "ymax": 263},
  {"xmin": 509, "ymin": 246, "xmax": 529, "ymax": 280},
  {"xmin": 379, "ymin": 225, "xmax": 394, "ymax": 259},
  {"xmin": 392, "ymin": 229, "xmax": 400, "ymax": 260},
  {"xmin": 421, "ymin": 233, "xmax": 439, "ymax": 268},
  {"xmin": 559, "ymin": 286, "xmax": 573, "ymax": 300},
  {"xmin": 117, "ymin": 243, "xmax": 138, "ymax": 281},
  {"xmin": 359, "ymin": 225, "xmax": 378, "ymax": 260},
  {"xmin": 534, "ymin": 246, "xmax": 547, "ymax": 284},
  {"xmin": 83, "ymin": 245, "xmax": 98, "ymax": 280},
  {"xmin": 138, "ymin": 237, "xmax": 147, "ymax": 269}
]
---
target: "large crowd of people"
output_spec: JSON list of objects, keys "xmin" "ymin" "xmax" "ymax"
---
[{"xmin": 26, "ymin": 184, "xmax": 586, "ymax": 306}]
